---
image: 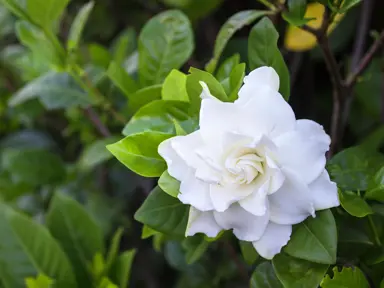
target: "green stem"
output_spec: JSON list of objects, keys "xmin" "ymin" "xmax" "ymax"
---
[{"xmin": 368, "ymin": 215, "xmax": 382, "ymax": 246}]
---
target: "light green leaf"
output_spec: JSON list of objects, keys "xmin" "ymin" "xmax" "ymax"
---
[
  {"xmin": 282, "ymin": 0, "xmax": 313, "ymax": 26},
  {"xmin": 141, "ymin": 225, "xmax": 159, "ymax": 239},
  {"xmin": 250, "ymin": 261, "xmax": 283, "ymax": 288},
  {"xmin": 107, "ymin": 61, "xmax": 138, "ymax": 100},
  {"xmin": 320, "ymin": 266, "xmax": 369, "ymax": 288},
  {"xmin": 365, "ymin": 167, "xmax": 384, "ymax": 202},
  {"xmin": 228, "ymin": 63, "xmax": 245, "ymax": 101},
  {"xmin": 272, "ymin": 253, "xmax": 328, "ymax": 288},
  {"xmin": 159, "ymin": 170, "xmax": 180, "ymax": 198},
  {"xmin": 134, "ymin": 186, "xmax": 189, "ymax": 237},
  {"xmin": 128, "ymin": 84, "xmax": 162, "ymax": 113},
  {"xmin": 182, "ymin": 235, "xmax": 209, "ymax": 264},
  {"xmin": 162, "ymin": 69, "xmax": 189, "ymax": 102},
  {"xmin": 46, "ymin": 193, "xmax": 104, "ymax": 287},
  {"xmin": 205, "ymin": 10, "xmax": 269, "ymax": 73},
  {"xmin": 89, "ymin": 43, "xmax": 112, "ymax": 69},
  {"xmin": 26, "ymin": 0, "xmax": 70, "ymax": 29},
  {"xmin": 105, "ymin": 227, "xmax": 124, "ymax": 273},
  {"xmin": 284, "ymin": 210, "xmax": 337, "ymax": 264},
  {"xmin": 107, "ymin": 132, "xmax": 171, "ymax": 177},
  {"xmin": 97, "ymin": 277, "xmax": 118, "ymax": 288},
  {"xmin": 139, "ymin": 10, "xmax": 194, "ymax": 86},
  {"xmin": 338, "ymin": 190, "xmax": 373, "ymax": 217},
  {"xmin": 123, "ymin": 100, "xmax": 196, "ymax": 136},
  {"xmin": 248, "ymin": 17, "xmax": 290, "ymax": 100},
  {"xmin": 25, "ymin": 274, "xmax": 54, "ymax": 288},
  {"xmin": 0, "ymin": 203, "xmax": 76, "ymax": 288},
  {"xmin": 338, "ymin": 0, "xmax": 361, "ymax": 13},
  {"xmin": 9, "ymin": 71, "xmax": 94, "ymax": 109},
  {"xmin": 216, "ymin": 54, "xmax": 240, "ymax": 82},
  {"xmin": 110, "ymin": 250, "xmax": 136, "ymax": 288},
  {"xmin": 239, "ymin": 241, "xmax": 258, "ymax": 265},
  {"xmin": 67, "ymin": 1, "xmax": 94, "ymax": 51}
]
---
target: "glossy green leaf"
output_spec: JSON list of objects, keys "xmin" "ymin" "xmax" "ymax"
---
[
  {"xmin": 320, "ymin": 266, "xmax": 369, "ymax": 288},
  {"xmin": 273, "ymin": 253, "xmax": 328, "ymax": 288},
  {"xmin": 365, "ymin": 167, "xmax": 384, "ymax": 202},
  {"xmin": 0, "ymin": 203, "xmax": 76, "ymax": 288},
  {"xmin": 134, "ymin": 186, "xmax": 189, "ymax": 237},
  {"xmin": 9, "ymin": 71, "xmax": 94, "ymax": 109},
  {"xmin": 228, "ymin": 63, "xmax": 245, "ymax": 101},
  {"xmin": 205, "ymin": 10, "xmax": 269, "ymax": 73},
  {"xmin": 128, "ymin": 85, "xmax": 162, "ymax": 113},
  {"xmin": 338, "ymin": 190, "xmax": 373, "ymax": 217},
  {"xmin": 110, "ymin": 250, "xmax": 136, "ymax": 288},
  {"xmin": 239, "ymin": 241, "xmax": 259, "ymax": 265},
  {"xmin": 182, "ymin": 235, "xmax": 209, "ymax": 264},
  {"xmin": 67, "ymin": 1, "xmax": 94, "ymax": 51},
  {"xmin": 285, "ymin": 210, "xmax": 337, "ymax": 264},
  {"xmin": 158, "ymin": 170, "xmax": 180, "ymax": 197},
  {"xmin": 216, "ymin": 54, "xmax": 240, "ymax": 82},
  {"xmin": 139, "ymin": 10, "xmax": 194, "ymax": 86},
  {"xmin": 46, "ymin": 193, "xmax": 104, "ymax": 286},
  {"xmin": 162, "ymin": 69, "xmax": 189, "ymax": 102},
  {"xmin": 250, "ymin": 261, "xmax": 283, "ymax": 288},
  {"xmin": 107, "ymin": 61, "xmax": 138, "ymax": 99},
  {"xmin": 123, "ymin": 100, "xmax": 196, "ymax": 136},
  {"xmin": 107, "ymin": 132, "xmax": 171, "ymax": 177},
  {"xmin": 248, "ymin": 17, "xmax": 290, "ymax": 100},
  {"xmin": 282, "ymin": 0, "xmax": 313, "ymax": 26}
]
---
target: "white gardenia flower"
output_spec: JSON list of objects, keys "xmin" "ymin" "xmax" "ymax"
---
[{"xmin": 158, "ymin": 66, "xmax": 339, "ymax": 259}]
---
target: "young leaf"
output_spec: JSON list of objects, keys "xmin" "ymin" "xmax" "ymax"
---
[
  {"xmin": 205, "ymin": 10, "xmax": 269, "ymax": 73},
  {"xmin": 107, "ymin": 61, "xmax": 138, "ymax": 99},
  {"xmin": 282, "ymin": 0, "xmax": 313, "ymax": 26},
  {"xmin": 127, "ymin": 85, "xmax": 162, "ymax": 113},
  {"xmin": 216, "ymin": 54, "xmax": 240, "ymax": 82},
  {"xmin": 284, "ymin": 210, "xmax": 337, "ymax": 264},
  {"xmin": 272, "ymin": 253, "xmax": 328, "ymax": 288},
  {"xmin": 46, "ymin": 193, "xmax": 104, "ymax": 286},
  {"xmin": 320, "ymin": 266, "xmax": 369, "ymax": 288},
  {"xmin": 141, "ymin": 225, "xmax": 159, "ymax": 239},
  {"xmin": 162, "ymin": 69, "xmax": 189, "ymax": 102},
  {"xmin": 250, "ymin": 261, "xmax": 283, "ymax": 288},
  {"xmin": 228, "ymin": 63, "xmax": 245, "ymax": 101},
  {"xmin": 25, "ymin": 274, "xmax": 54, "ymax": 288},
  {"xmin": 134, "ymin": 186, "xmax": 189, "ymax": 237},
  {"xmin": 338, "ymin": 190, "xmax": 373, "ymax": 217},
  {"xmin": 0, "ymin": 203, "xmax": 77, "ymax": 288},
  {"xmin": 158, "ymin": 170, "xmax": 180, "ymax": 198},
  {"xmin": 365, "ymin": 167, "xmax": 384, "ymax": 202},
  {"xmin": 110, "ymin": 250, "xmax": 136, "ymax": 288},
  {"xmin": 182, "ymin": 235, "xmax": 210, "ymax": 264},
  {"xmin": 139, "ymin": 10, "xmax": 194, "ymax": 86},
  {"xmin": 67, "ymin": 1, "xmax": 95, "ymax": 51},
  {"xmin": 107, "ymin": 132, "xmax": 171, "ymax": 177},
  {"xmin": 239, "ymin": 241, "xmax": 259, "ymax": 265},
  {"xmin": 248, "ymin": 17, "xmax": 290, "ymax": 100}
]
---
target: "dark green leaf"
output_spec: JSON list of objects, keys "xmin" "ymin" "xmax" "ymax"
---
[
  {"xmin": 107, "ymin": 61, "xmax": 138, "ymax": 99},
  {"xmin": 285, "ymin": 210, "xmax": 337, "ymax": 264},
  {"xmin": 0, "ymin": 130, "xmax": 54, "ymax": 150},
  {"xmin": 282, "ymin": 0, "xmax": 313, "ymax": 26},
  {"xmin": 110, "ymin": 250, "xmax": 136, "ymax": 288},
  {"xmin": 205, "ymin": 10, "xmax": 269, "ymax": 73},
  {"xmin": 339, "ymin": 190, "xmax": 373, "ymax": 217},
  {"xmin": 320, "ymin": 266, "xmax": 369, "ymax": 288},
  {"xmin": 112, "ymin": 28, "xmax": 136, "ymax": 63},
  {"xmin": 162, "ymin": 69, "xmax": 189, "ymax": 102},
  {"xmin": 272, "ymin": 253, "xmax": 328, "ymax": 288},
  {"xmin": 139, "ymin": 10, "xmax": 194, "ymax": 86},
  {"xmin": 250, "ymin": 261, "xmax": 283, "ymax": 288},
  {"xmin": 366, "ymin": 167, "xmax": 384, "ymax": 202},
  {"xmin": 248, "ymin": 17, "xmax": 290, "ymax": 100},
  {"xmin": 134, "ymin": 186, "xmax": 189, "ymax": 237},
  {"xmin": 67, "ymin": 2, "xmax": 94, "ymax": 51},
  {"xmin": 105, "ymin": 227, "xmax": 124, "ymax": 273},
  {"xmin": 128, "ymin": 84, "xmax": 162, "ymax": 113},
  {"xmin": 158, "ymin": 170, "xmax": 180, "ymax": 197},
  {"xmin": 26, "ymin": 0, "xmax": 70, "ymax": 29},
  {"xmin": 338, "ymin": 0, "xmax": 361, "ymax": 13},
  {"xmin": 182, "ymin": 235, "xmax": 209, "ymax": 264},
  {"xmin": 216, "ymin": 54, "xmax": 240, "ymax": 82},
  {"xmin": 239, "ymin": 241, "xmax": 259, "ymax": 265},
  {"xmin": 107, "ymin": 132, "xmax": 171, "ymax": 177}
]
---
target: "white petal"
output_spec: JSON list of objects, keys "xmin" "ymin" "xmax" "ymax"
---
[
  {"xmin": 309, "ymin": 170, "xmax": 339, "ymax": 210},
  {"xmin": 213, "ymin": 203, "xmax": 269, "ymax": 241},
  {"xmin": 158, "ymin": 138, "xmax": 188, "ymax": 181},
  {"xmin": 186, "ymin": 207, "xmax": 222, "ymax": 237},
  {"xmin": 210, "ymin": 183, "xmax": 254, "ymax": 212},
  {"xmin": 199, "ymin": 81, "xmax": 217, "ymax": 100},
  {"xmin": 242, "ymin": 66, "xmax": 280, "ymax": 93},
  {"xmin": 296, "ymin": 119, "xmax": 331, "ymax": 146},
  {"xmin": 252, "ymin": 222, "xmax": 292, "ymax": 259},
  {"xmin": 239, "ymin": 185, "xmax": 268, "ymax": 216},
  {"xmin": 178, "ymin": 171, "xmax": 214, "ymax": 211},
  {"xmin": 264, "ymin": 156, "xmax": 285, "ymax": 194},
  {"xmin": 269, "ymin": 169, "xmax": 314, "ymax": 225},
  {"xmin": 171, "ymin": 131, "xmax": 204, "ymax": 169}
]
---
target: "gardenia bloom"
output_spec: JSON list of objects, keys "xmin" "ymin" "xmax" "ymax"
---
[{"xmin": 158, "ymin": 66, "xmax": 339, "ymax": 259}]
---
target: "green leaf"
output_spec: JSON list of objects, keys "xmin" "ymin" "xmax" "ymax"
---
[
  {"xmin": 284, "ymin": 210, "xmax": 337, "ymax": 264},
  {"xmin": 89, "ymin": 44, "xmax": 112, "ymax": 69},
  {"xmin": 123, "ymin": 100, "xmax": 196, "ymax": 136},
  {"xmin": 107, "ymin": 61, "xmax": 138, "ymax": 99},
  {"xmin": 205, "ymin": 10, "xmax": 269, "ymax": 73},
  {"xmin": 366, "ymin": 167, "xmax": 384, "ymax": 202},
  {"xmin": 272, "ymin": 253, "xmax": 328, "ymax": 288},
  {"xmin": 338, "ymin": 0, "xmax": 361, "ymax": 13},
  {"xmin": 134, "ymin": 186, "xmax": 189, "ymax": 237},
  {"xmin": 239, "ymin": 241, "xmax": 259, "ymax": 265},
  {"xmin": 250, "ymin": 261, "xmax": 283, "ymax": 288},
  {"xmin": 9, "ymin": 72, "xmax": 94, "ymax": 109},
  {"xmin": 26, "ymin": 0, "xmax": 70, "ymax": 29},
  {"xmin": 110, "ymin": 250, "xmax": 136, "ymax": 288},
  {"xmin": 182, "ymin": 235, "xmax": 210, "ymax": 264},
  {"xmin": 97, "ymin": 277, "xmax": 118, "ymax": 288},
  {"xmin": 46, "ymin": 193, "xmax": 104, "ymax": 286},
  {"xmin": 138, "ymin": 10, "xmax": 194, "ymax": 86},
  {"xmin": 159, "ymin": 170, "xmax": 180, "ymax": 197},
  {"xmin": 107, "ymin": 132, "xmax": 171, "ymax": 177},
  {"xmin": 0, "ymin": 203, "xmax": 76, "ymax": 288},
  {"xmin": 141, "ymin": 225, "xmax": 159, "ymax": 239},
  {"xmin": 127, "ymin": 84, "xmax": 162, "ymax": 113},
  {"xmin": 25, "ymin": 274, "xmax": 54, "ymax": 288},
  {"xmin": 0, "ymin": 130, "xmax": 55, "ymax": 150},
  {"xmin": 216, "ymin": 54, "xmax": 240, "ymax": 81},
  {"xmin": 248, "ymin": 17, "xmax": 290, "ymax": 100},
  {"xmin": 228, "ymin": 63, "xmax": 245, "ymax": 101},
  {"xmin": 328, "ymin": 145, "xmax": 384, "ymax": 191},
  {"xmin": 105, "ymin": 227, "xmax": 124, "ymax": 273},
  {"xmin": 282, "ymin": 0, "xmax": 313, "ymax": 26},
  {"xmin": 320, "ymin": 266, "xmax": 369, "ymax": 288},
  {"xmin": 112, "ymin": 28, "xmax": 136, "ymax": 63},
  {"xmin": 338, "ymin": 190, "xmax": 373, "ymax": 217},
  {"xmin": 67, "ymin": 1, "xmax": 94, "ymax": 51},
  {"xmin": 2, "ymin": 149, "xmax": 65, "ymax": 186},
  {"xmin": 162, "ymin": 69, "xmax": 189, "ymax": 102}
]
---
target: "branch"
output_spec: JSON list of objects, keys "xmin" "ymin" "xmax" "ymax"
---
[{"xmin": 83, "ymin": 107, "xmax": 111, "ymax": 137}]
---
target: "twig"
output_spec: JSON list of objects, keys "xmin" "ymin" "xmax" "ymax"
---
[
  {"xmin": 222, "ymin": 240, "xmax": 249, "ymax": 282},
  {"xmin": 83, "ymin": 107, "xmax": 111, "ymax": 137}
]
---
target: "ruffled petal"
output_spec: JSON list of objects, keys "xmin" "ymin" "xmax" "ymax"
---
[
  {"xmin": 171, "ymin": 131, "xmax": 204, "ymax": 169},
  {"xmin": 210, "ymin": 183, "xmax": 254, "ymax": 212},
  {"xmin": 309, "ymin": 170, "xmax": 339, "ymax": 210},
  {"xmin": 186, "ymin": 207, "xmax": 222, "ymax": 237},
  {"xmin": 241, "ymin": 67, "xmax": 280, "ymax": 96},
  {"xmin": 158, "ymin": 138, "xmax": 188, "ymax": 181},
  {"xmin": 239, "ymin": 183, "xmax": 268, "ymax": 216},
  {"xmin": 269, "ymin": 169, "xmax": 314, "ymax": 225},
  {"xmin": 213, "ymin": 203, "xmax": 269, "ymax": 241},
  {"xmin": 252, "ymin": 222, "xmax": 292, "ymax": 259}
]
